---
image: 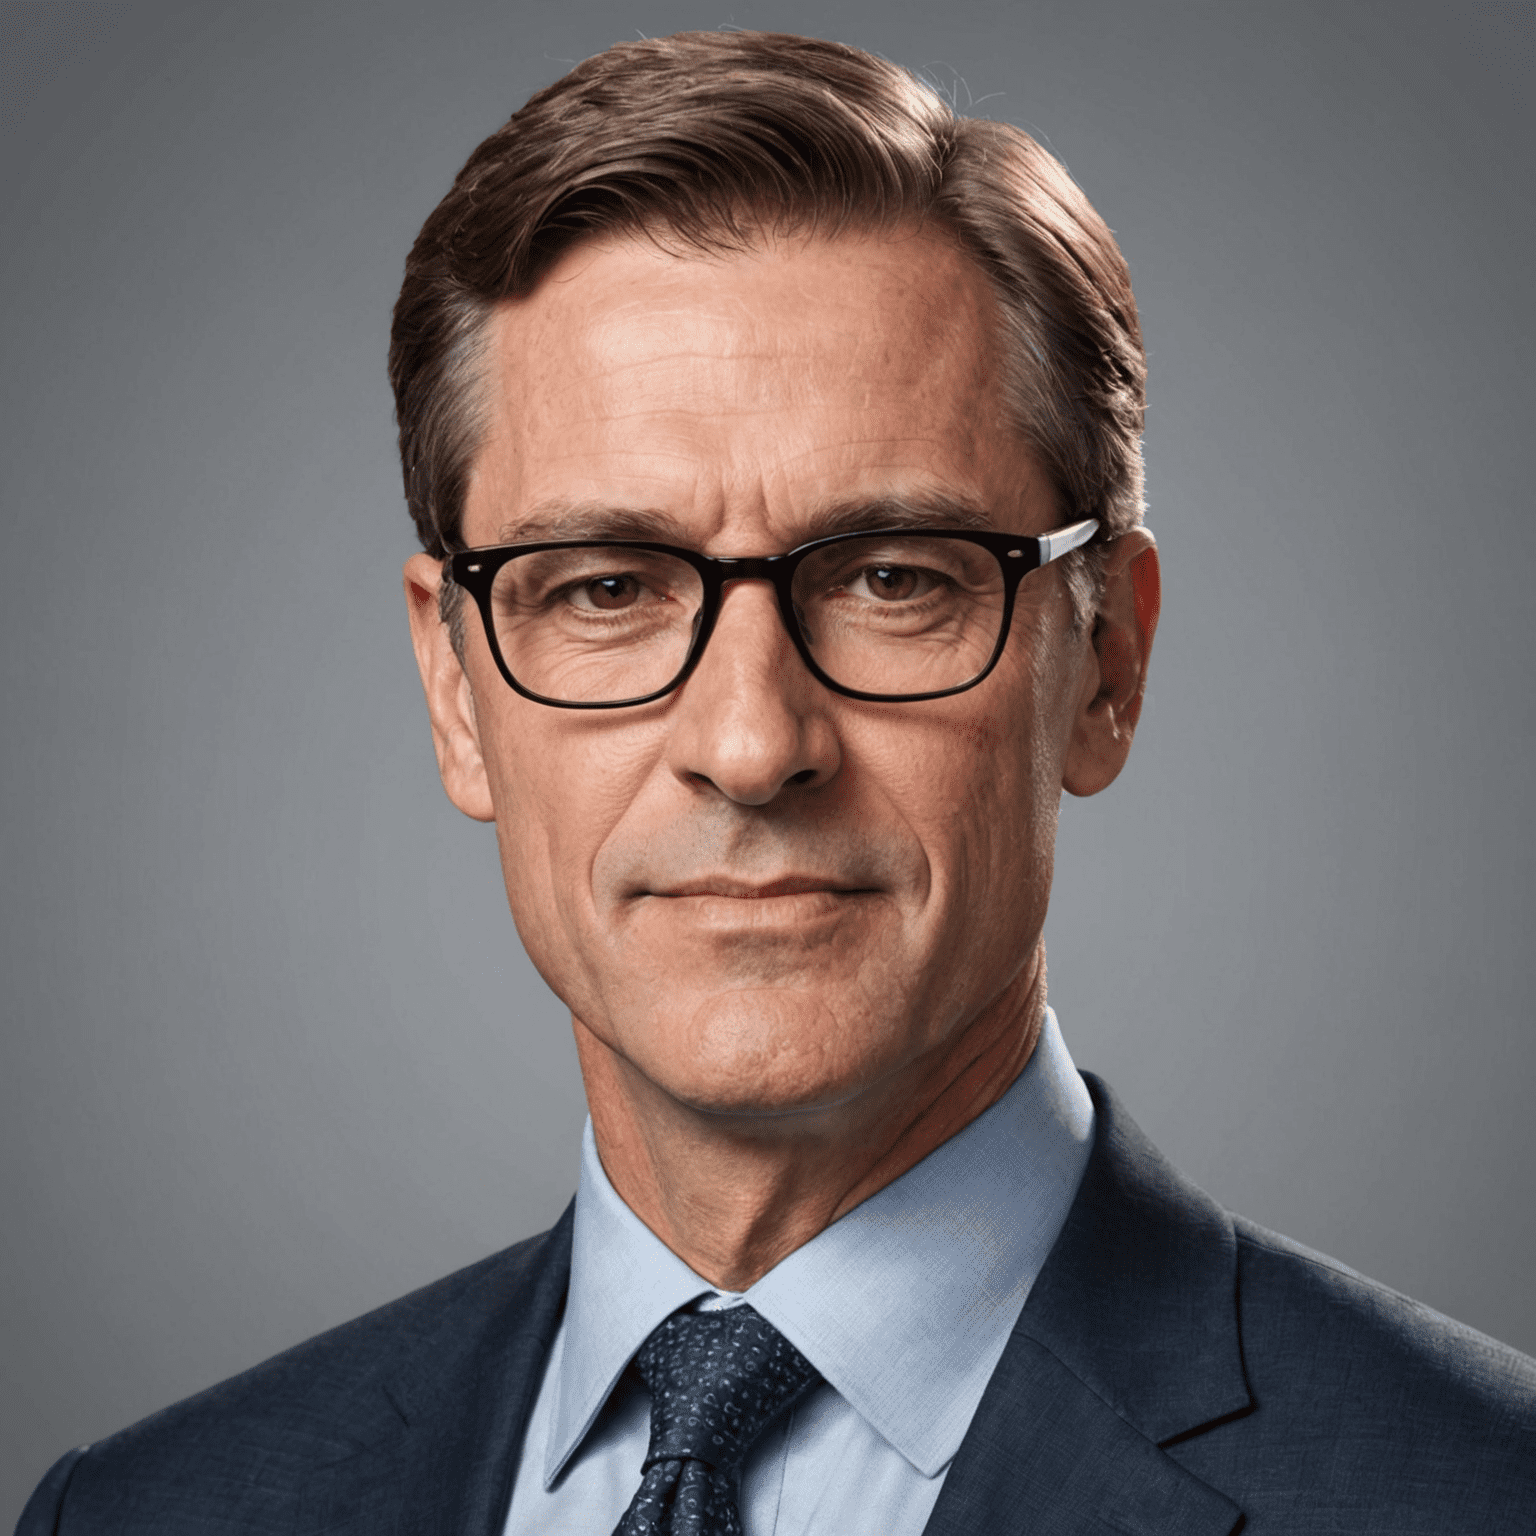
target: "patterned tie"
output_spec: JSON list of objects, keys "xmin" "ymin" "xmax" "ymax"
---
[{"xmin": 612, "ymin": 1304, "xmax": 822, "ymax": 1536}]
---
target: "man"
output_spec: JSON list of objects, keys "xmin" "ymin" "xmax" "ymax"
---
[{"xmin": 20, "ymin": 29, "xmax": 1533, "ymax": 1536}]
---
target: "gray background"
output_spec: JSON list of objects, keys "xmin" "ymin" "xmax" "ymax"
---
[{"xmin": 2, "ymin": 0, "xmax": 1531, "ymax": 1517}]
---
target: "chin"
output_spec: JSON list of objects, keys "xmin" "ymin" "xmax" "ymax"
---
[{"xmin": 638, "ymin": 986, "xmax": 904, "ymax": 1123}]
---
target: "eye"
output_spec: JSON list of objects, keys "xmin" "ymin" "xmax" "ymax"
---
[
  {"xmin": 576, "ymin": 573, "xmax": 647, "ymax": 610},
  {"xmin": 846, "ymin": 563, "xmax": 939, "ymax": 602}
]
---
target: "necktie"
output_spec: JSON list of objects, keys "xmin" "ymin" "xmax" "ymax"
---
[{"xmin": 612, "ymin": 1303, "xmax": 821, "ymax": 1536}]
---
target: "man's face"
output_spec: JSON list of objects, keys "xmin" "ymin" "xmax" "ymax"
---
[{"xmin": 410, "ymin": 228, "xmax": 1127, "ymax": 1125}]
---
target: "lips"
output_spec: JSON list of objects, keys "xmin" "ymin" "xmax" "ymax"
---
[
  {"xmin": 650, "ymin": 875, "xmax": 874, "ymax": 899},
  {"xmin": 602, "ymin": 825, "xmax": 903, "ymax": 909}
]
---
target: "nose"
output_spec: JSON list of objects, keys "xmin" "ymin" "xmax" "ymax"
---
[{"xmin": 665, "ymin": 578, "xmax": 842, "ymax": 806}]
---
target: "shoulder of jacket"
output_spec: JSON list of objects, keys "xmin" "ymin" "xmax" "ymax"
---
[
  {"xmin": 1230, "ymin": 1213, "xmax": 1536, "ymax": 1418},
  {"xmin": 30, "ymin": 1217, "xmax": 570, "ymax": 1528}
]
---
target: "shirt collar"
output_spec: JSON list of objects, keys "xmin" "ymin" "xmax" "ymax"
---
[{"xmin": 545, "ymin": 1007, "xmax": 1093, "ymax": 1485}]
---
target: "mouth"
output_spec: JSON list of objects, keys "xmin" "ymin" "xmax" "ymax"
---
[{"xmin": 648, "ymin": 875, "xmax": 878, "ymax": 900}]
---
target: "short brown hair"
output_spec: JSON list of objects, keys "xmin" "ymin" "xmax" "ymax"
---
[{"xmin": 389, "ymin": 30, "xmax": 1145, "ymax": 622}]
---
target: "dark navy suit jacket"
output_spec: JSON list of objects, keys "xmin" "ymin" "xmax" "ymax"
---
[{"xmin": 19, "ymin": 1077, "xmax": 1536, "ymax": 1534}]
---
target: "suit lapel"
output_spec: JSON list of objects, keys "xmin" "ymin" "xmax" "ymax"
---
[
  {"xmin": 924, "ymin": 1076, "xmax": 1252, "ymax": 1535},
  {"xmin": 920, "ymin": 1336, "xmax": 1242, "ymax": 1534},
  {"xmin": 295, "ymin": 1203, "xmax": 574, "ymax": 1536}
]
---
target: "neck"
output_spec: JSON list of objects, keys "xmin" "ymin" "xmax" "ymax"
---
[{"xmin": 574, "ymin": 952, "xmax": 1046, "ymax": 1291}]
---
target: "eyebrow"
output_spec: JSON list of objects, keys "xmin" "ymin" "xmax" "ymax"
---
[
  {"xmin": 800, "ymin": 493, "xmax": 996, "ymax": 540},
  {"xmin": 496, "ymin": 503, "xmax": 693, "ymax": 544},
  {"xmin": 493, "ymin": 491, "xmax": 997, "ymax": 549}
]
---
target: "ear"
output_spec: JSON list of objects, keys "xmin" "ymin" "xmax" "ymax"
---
[
  {"xmin": 404, "ymin": 553, "xmax": 496, "ymax": 822},
  {"xmin": 1062, "ymin": 529, "xmax": 1161, "ymax": 798}
]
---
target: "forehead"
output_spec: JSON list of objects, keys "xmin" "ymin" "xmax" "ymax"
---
[{"xmin": 464, "ymin": 227, "xmax": 1048, "ymax": 549}]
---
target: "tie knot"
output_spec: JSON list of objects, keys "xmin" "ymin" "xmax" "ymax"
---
[{"xmin": 632, "ymin": 1304, "xmax": 820, "ymax": 1473}]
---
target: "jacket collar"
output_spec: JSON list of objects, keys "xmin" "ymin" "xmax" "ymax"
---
[
  {"xmin": 295, "ymin": 1201, "xmax": 575, "ymax": 1536},
  {"xmin": 922, "ymin": 1074, "xmax": 1253, "ymax": 1535}
]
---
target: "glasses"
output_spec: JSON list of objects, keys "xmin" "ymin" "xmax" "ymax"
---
[{"xmin": 447, "ymin": 519, "xmax": 1099, "ymax": 708}]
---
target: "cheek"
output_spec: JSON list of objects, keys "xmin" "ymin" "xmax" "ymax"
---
[
  {"xmin": 477, "ymin": 708, "xmax": 658, "ymax": 946},
  {"xmin": 877, "ymin": 639, "xmax": 1076, "ymax": 920},
  {"xmin": 956, "ymin": 718, "xmax": 1059, "ymax": 908},
  {"xmin": 852, "ymin": 700, "xmax": 1052, "ymax": 907}
]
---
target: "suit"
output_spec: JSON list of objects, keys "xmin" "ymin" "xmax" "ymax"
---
[{"xmin": 19, "ymin": 1076, "xmax": 1535, "ymax": 1534}]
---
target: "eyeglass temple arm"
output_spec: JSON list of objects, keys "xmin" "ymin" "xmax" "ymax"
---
[{"xmin": 1036, "ymin": 519, "xmax": 1099, "ymax": 567}]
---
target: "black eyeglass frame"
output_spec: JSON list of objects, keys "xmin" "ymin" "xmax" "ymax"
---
[{"xmin": 447, "ymin": 518, "xmax": 1100, "ymax": 709}]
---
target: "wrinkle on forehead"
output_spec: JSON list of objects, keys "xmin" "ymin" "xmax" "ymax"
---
[
  {"xmin": 496, "ymin": 227, "xmax": 1001, "ymax": 408},
  {"xmin": 464, "ymin": 227, "xmax": 1039, "ymax": 553},
  {"xmin": 574, "ymin": 243, "xmax": 994, "ymax": 408}
]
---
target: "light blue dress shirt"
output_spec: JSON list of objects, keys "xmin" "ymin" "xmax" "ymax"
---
[{"xmin": 502, "ymin": 1008, "xmax": 1094, "ymax": 1536}]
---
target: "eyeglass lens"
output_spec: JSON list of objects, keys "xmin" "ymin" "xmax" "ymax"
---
[{"xmin": 487, "ymin": 535, "xmax": 1009, "ymax": 704}]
